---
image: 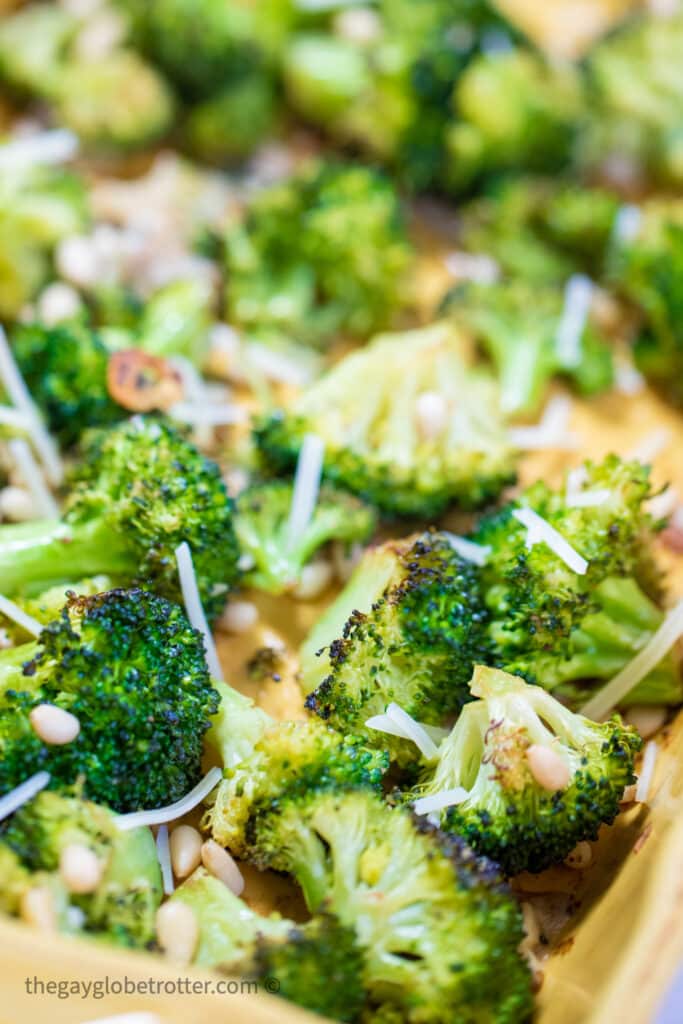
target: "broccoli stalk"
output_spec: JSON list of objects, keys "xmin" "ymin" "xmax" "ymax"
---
[
  {"xmin": 410, "ymin": 665, "xmax": 641, "ymax": 875},
  {"xmin": 0, "ymin": 588, "xmax": 220, "ymax": 812},
  {"xmin": 0, "ymin": 417, "xmax": 239, "ymax": 618},
  {"xmin": 234, "ymin": 480, "xmax": 376, "ymax": 595}
]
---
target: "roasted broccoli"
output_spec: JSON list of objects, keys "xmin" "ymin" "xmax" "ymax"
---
[
  {"xmin": 0, "ymin": 417, "xmax": 239, "ymax": 617},
  {"xmin": 301, "ymin": 532, "xmax": 491, "ymax": 757},
  {"xmin": 173, "ymin": 869, "xmax": 365, "ymax": 1022},
  {"xmin": 409, "ymin": 665, "xmax": 641, "ymax": 875},
  {"xmin": 181, "ymin": 72, "xmax": 278, "ymax": 165},
  {"xmin": 225, "ymin": 161, "xmax": 413, "ymax": 349},
  {"xmin": 473, "ymin": 455, "xmax": 683, "ymax": 707},
  {"xmin": 0, "ymin": 588, "xmax": 219, "ymax": 812},
  {"xmin": 256, "ymin": 321, "xmax": 516, "ymax": 518},
  {"xmin": 442, "ymin": 279, "xmax": 614, "ymax": 415},
  {"xmin": 209, "ymin": 743, "xmax": 533, "ymax": 1023},
  {"xmin": 234, "ymin": 480, "xmax": 376, "ymax": 595},
  {"xmin": 0, "ymin": 789, "xmax": 162, "ymax": 946}
]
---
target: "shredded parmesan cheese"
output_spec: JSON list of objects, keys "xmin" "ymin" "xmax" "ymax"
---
[
  {"xmin": 0, "ymin": 771, "xmax": 50, "ymax": 822},
  {"xmin": 168, "ymin": 402, "xmax": 247, "ymax": 427},
  {"xmin": 512, "ymin": 507, "xmax": 588, "ymax": 575},
  {"xmin": 174, "ymin": 542, "xmax": 223, "ymax": 681},
  {"xmin": 0, "ymin": 593, "xmax": 42, "ymax": 637},
  {"xmin": 615, "ymin": 359, "xmax": 645, "ymax": 396},
  {"xmin": 413, "ymin": 788, "xmax": 469, "ymax": 816},
  {"xmin": 286, "ymin": 433, "xmax": 325, "ymax": 551},
  {"xmin": 116, "ymin": 766, "xmax": 223, "ymax": 831},
  {"xmin": 635, "ymin": 741, "xmax": 659, "ymax": 803},
  {"xmin": 509, "ymin": 395, "xmax": 579, "ymax": 451},
  {"xmin": 442, "ymin": 533, "xmax": 491, "ymax": 566},
  {"xmin": 582, "ymin": 598, "xmax": 683, "ymax": 720},
  {"xmin": 565, "ymin": 489, "xmax": 610, "ymax": 509},
  {"xmin": 156, "ymin": 824, "xmax": 174, "ymax": 896},
  {"xmin": 8, "ymin": 437, "xmax": 58, "ymax": 518},
  {"xmin": 628, "ymin": 429, "xmax": 671, "ymax": 464},
  {"xmin": 0, "ymin": 405, "xmax": 31, "ymax": 431},
  {"xmin": 612, "ymin": 204, "xmax": 642, "ymax": 245},
  {"xmin": 555, "ymin": 274, "xmax": 593, "ymax": 369},
  {"xmin": 444, "ymin": 251, "xmax": 500, "ymax": 285},
  {"xmin": 365, "ymin": 703, "xmax": 441, "ymax": 760}
]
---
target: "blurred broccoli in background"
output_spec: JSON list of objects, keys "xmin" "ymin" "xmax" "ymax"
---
[
  {"xmin": 0, "ymin": 790, "xmax": 162, "ymax": 946},
  {"xmin": 256, "ymin": 320, "xmax": 516, "ymax": 518},
  {"xmin": 225, "ymin": 160, "xmax": 413, "ymax": 349},
  {"xmin": 580, "ymin": 10, "xmax": 683, "ymax": 189}
]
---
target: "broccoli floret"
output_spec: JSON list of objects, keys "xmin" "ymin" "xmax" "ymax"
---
[
  {"xmin": 0, "ymin": 4, "xmax": 76, "ymax": 97},
  {"xmin": 182, "ymin": 72, "xmax": 278, "ymax": 166},
  {"xmin": 410, "ymin": 665, "xmax": 641, "ymax": 875},
  {"xmin": 0, "ymin": 417, "xmax": 239, "ymax": 617},
  {"xmin": 0, "ymin": 577, "xmax": 114, "ymax": 647},
  {"xmin": 173, "ymin": 869, "xmax": 365, "ymax": 1021},
  {"xmin": 209, "ymin": 772, "xmax": 532, "ymax": 1022},
  {"xmin": 0, "ymin": 789, "xmax": 162, "ymax": 946},
  {"xmin": 234, "ymin": 480, "xmax": 376, "ymax": 595},
  {"xmin": 301, "ymin": 532, "xmax": 491, "ymax": 758},
  {"xmin": 445, "ymin": 49, "xmax": 582, "ymax": 194},
  {"xmin": 204, "ymin": 680, "xmax": 273, "ymax": 771},
  {"xmin": 580, "ymin": 11, "xmax": 683, "ymax": 188},
  {"xmin": 12, "ymin": 322, "xmax": 123, "ymax": 447},
  {"xmin": 473, "ymin": 455, "xmax": 683, "ymax": 708},
  {"xmin": 225, "ymin": 160, "xmax": 413, "ymax": 349},
  {"xmin": 137, "ymin": 278, "xmax": 213, "ymax": 366},
  {"xmin": 0, "ymin": 588, "xmax": 219, "ymax": 812},
  {"xmin": 256, "ymin": 321, "xmax": 516, "ymax": 518},
  {"xmin": 442, "ymin": 280, "xmax": 614, "ymax": 415}
]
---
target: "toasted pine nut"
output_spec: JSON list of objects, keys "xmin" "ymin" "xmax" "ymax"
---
[
  {"xmin": 624, "ymin": 705, "xmax": 667, "ymax": 740},
  {"xmin": 218, "ymin": 600, "xmax": 258, "ymax": 634},
  {"xmin": 201, "ymin": 839, "xmax": 244, "ymax": 895},
  {"xmin": 29, "ymin": 704, "xmax": 80, "ymax": 745},
  {"xmin": 20, "ymin": 885, "xmax": 57, "ymax": 931},
  {"xmin": 526, "ymin": 745, "xmax": 570, "ymax": 792},
  {"xmin": 59, "ymin": 843, "xmax": 104, "ymax": 894},
  {"xmin": 170, "ymin": 825, "xmax": 202, "ymax": 880},
  {"xmin": 415, "ymin": 391, "xmax": 448, "ymax": 440},
  {"xmin": 292, "ymin": 560, "xmax": 333, "ymax": 601},
  {"xmin": 156, "ymin": 900, "xmax": 199, "ymax": 964},
  {"xmin": 0, "ymin": 486, "xmax": 35, "ymax": 523},
  {"xmin": 564, "ymin": 841, "xmax": 593, "ymax": 870}
]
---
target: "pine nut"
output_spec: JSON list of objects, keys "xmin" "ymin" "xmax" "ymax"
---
[
  {"xmin": 219, "ymin": 600, "xmax": 259, "ymax": 634},
  {"xmin": 292, "ymin": 560, "xmax": 333, "ymax": 600},
  {"xmin": 20, "ymin": 885, "xmax": 57, "ymax": 931},
  {"xmin": 415, "ymin": 391, "xmax": 448, "ymax": 440},
  {"xmin": 29, "ymin": 705, "xmax": 80, "ymax": 745},
  {"xmin": 156, "ymin": 900, "xmax": 199, "ymax": 964},
  {"xmin": 201, "ymin": 840, "xmax": 244, "ymax": 895},
  {"xmin": 624, "ymin": 705, "xmax": 667, "ymax": 740},
  {"xmin": 169, "ymin": 825, "xmax": 202, "ymax": 880},
  {"xmin": 564, "ymin": 841, "xmax": 593, "ymax": 870},
  {"xmin": 37, "ymin": 282, "xmax": 83, "ymax": 326},
  {"xmin": 621, "ymin": 783, "xmax": 637, "ymax": 804},
  {"xmin": 0, "ymin": 486, "xmax": 36, "ymax": 523},
  {"xmin": 60, "ymin": 843, "xmax": 104, "ymax": 894},
  {"xmin": 526, "ymin": 745, "xmax": 570, "ymax": 792}
]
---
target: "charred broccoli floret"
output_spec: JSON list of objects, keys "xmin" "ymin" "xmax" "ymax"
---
[
  {"xmin": 301, "ymin": 532, "xmax": 491, "ymax": 757},
  {"xmin": 0, "ymin": 588, "xmax": 220, "ymax": 812},
  {"xmin": 256, "ymin": 321, "xmax": 516, "ymax": 518},
  {"xmin": 225, "ymin": 161, "xmax": 413, "ymax": 349},
  {"xmin": 0, "ymin": 417, "xmax": 239, "ymax": 617},
  {"xmin": 234, "ymin": 480, "xmax": 376, "ymax": 595},
  {"xmin": 473, "ymin": 455, "xmax": 682, "ymax": 708},
  {"xmin": 409, "ymin": 666, "xmax": 641, "ymax": 875},
  {"xmin": 442, "ymin": 280, "xmax": 614, "ymax": 415},
  {"xmin": 0, "ymin": 790, "xmax": 162, "ymax": 946},
  {"xmin": 173, "ymin": 869, "xmax": 365, "ymax": 1021}
]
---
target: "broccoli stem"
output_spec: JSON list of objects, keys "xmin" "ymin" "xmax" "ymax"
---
[{"xmin": 0, "ymin": 518, "xmax": 133, "ymax": 596}]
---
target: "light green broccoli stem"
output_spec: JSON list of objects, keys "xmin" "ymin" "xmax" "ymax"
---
[{"xmin": 204, "ymin": 682, "xmax": 273, "ymax": 771}]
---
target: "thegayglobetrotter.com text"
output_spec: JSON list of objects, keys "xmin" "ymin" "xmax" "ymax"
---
[{"xmin": 24, "ymin": 974, "xmax": 281, "ymax": 1000}]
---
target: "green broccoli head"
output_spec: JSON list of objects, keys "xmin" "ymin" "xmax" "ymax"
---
[
  {"xmin": 204, "ymin": 680, "xmax": 273, "ymax": 772},
  {"xmin": 137, "ymin": 277, "xmax": 213, "ymax": 366},
  {"xmin": 0, "ymin": 3, "xmax": 76, "ymax": 96},
  {"xmin": 301, "ymin": 531, "xmax": 491, "ymax": 757},
  {"xmin": 443, "ymin": 279, "xmax": 614, "ymax": 415},
  {"xmin": 182, "ymin": 72, "xmax": 277, "ymax": 165},
  {"xmin": 225, "ymin": 160, "xmax": 413, "ymax": 349},
  {"xmin": 473, "ymin": 455, "xmax": 682, "ymax": 707},
  {"xmin": 12, "ymin": 322, "xmax": 123, "ymax": 447},
  {"xmin": 234, "ymin": 479, "xmax": 376, "ymax": 595},
  {"xmin": 445, "ymin": 48, "xmax": 582, "ymax": 194},
  {"xmin": 411, "ymin": 665, "xmax": 641, "ymax": 875},
  {"xmin": 0, "ymin": 417, "xmax": 239, "ymax": 616},
  {"xmin": 255, "ymin": 321, "xmax": 516, "ymax": 518},
  {"xmin": 0, "ymin": 588, "xmax": 220, "ymax": 812},
  {"xmin": 0, "ymin": 789, "xmax": 162, "ymax": 946}
]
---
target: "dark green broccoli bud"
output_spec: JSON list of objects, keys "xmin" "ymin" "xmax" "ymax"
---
[
  {"xmin": 580, "ymin": 11, "xmax": 683, "ymax": 188},
  {"xmin": 0, "ymin": 417, "xmax": 239, "ymax": 617},
  {"xmin": 0, "ymin": 789, "xmax": 162, "ymax": 946},
  {"xmin": 409, "ymin": 665, "xmax": 641, "ymax": 875},
  {"xmin": 442, "ymin": 279, "xmax": 614, "ymax": 415},
  {"xmin": 173, "ymin": 869, "xmax": 365, "ymax": 1022},
  {"xmin": 12, "ymin": 322, "xmax": 123, "ymax": 447},
  {"xmin": 182, "ymin": 72, "xmax": 277, "ymax": 165},
  {"xmin": 473, "ymin": 455, "xmax": 683, "ymax": 708},
  {"xmin": 445, "ymin": 49, "xmax": 582, "ymax": 194},
  {"xmin": 234, "ymin": 480, "xmax": 376, "ymax": 595},
  {"xmin": 301, "ymin": 532, "xmax": 491, "ymax": 758},
  {"xmin": 0, "ymin": 588, "xmax": 220, "ymax": 812},
  {"xmin": 225, "ymin": 160, "xmax": 413, "ymax": 349},
  {"xmin": 255, "ymin": 321, "xmax": 516, "ymax": 518},
  {"xmin": 0, "ymin": 163, "xmax": 88, "ymax": 319},
  {"xmin": 209, "ymin": 777, "xmax": 533, "ymax": 1023}
]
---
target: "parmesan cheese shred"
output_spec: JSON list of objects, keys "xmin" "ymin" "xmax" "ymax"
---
[{"xmin": 115, "ymin": 766, "xmax": 223, "ymax": 831}]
